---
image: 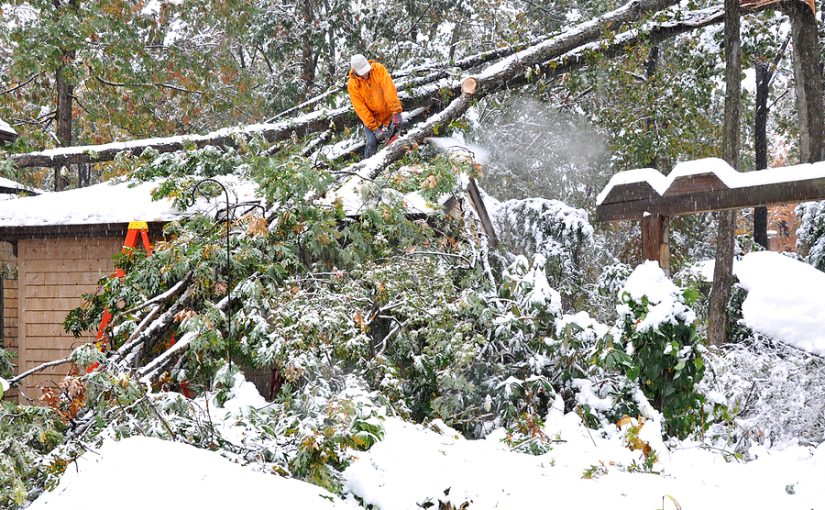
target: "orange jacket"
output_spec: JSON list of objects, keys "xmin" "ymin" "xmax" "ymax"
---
[{"xmin": 347, "ymin": 61, "xmax": 403, "ymax": 131}]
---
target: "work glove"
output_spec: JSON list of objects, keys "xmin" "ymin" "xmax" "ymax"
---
[{"xmin": 374, "ymin": 126, "xmax": 389, "ymax": 142}]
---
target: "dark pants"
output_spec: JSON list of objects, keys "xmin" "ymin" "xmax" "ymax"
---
[{"xmin": 364, "ymin": 124, "xmax": 378, "ymax": 158}]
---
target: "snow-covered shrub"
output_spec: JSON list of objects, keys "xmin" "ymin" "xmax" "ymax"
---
[
  {"xmin": 703, "ymin": 336, "xmax": 825, "ymax": 453},
  {"xmin": 493, "ymin": 198, "xmax": 594, "ymax": 308},
  {"xmin": 593, "ymin": 260, "xmax": 633, "ymax": 322},
  {"xmin": 797, "ymin": 200, "xmax": 825, "ymax": 271},
  {"xmin": 614, "ymin": 262, "xmax": 707, "ymax": 439}
]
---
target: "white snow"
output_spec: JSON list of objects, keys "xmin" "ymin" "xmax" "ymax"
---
[
  {"xmin": 597, "ymin": 157, "xmax": 825, "ymax": 205},
  {"xmin": 344, "ymin": 415, "xmax": 825, "ymax": 510},
  {"xmin": 596, "ymin": 167, "xmax": 669, "ymax": 205},
  {"xmin": 28, "ymin": 436, "xmax": 349, "ymax": 510},
  {"xmin": 0, "ymin": 175, "xmax": 40, "ymax": 193},
  {"xmin": 0, "ymin": 176, "xmax": 259, "ymax": 227},
  {"xmin": 735, "ymin": 251, "xmax": 825, "ymax": 355},
  {"xmin": 0, "ymin": 118, "xmax": 16, "ymax": 136}
]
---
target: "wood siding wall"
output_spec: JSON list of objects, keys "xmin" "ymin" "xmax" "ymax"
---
[
  {"xmin": 0, "ymin": 241, "xmax": 18, "ymax": 400},
  {"xmin": 15, "ymin": 237, "xmax": 121, "ymax": 400}
]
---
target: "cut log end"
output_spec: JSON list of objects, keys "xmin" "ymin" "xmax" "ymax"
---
[{"xmin": 461, "ymin": 77, "xmax": 478, "ymax": 96}]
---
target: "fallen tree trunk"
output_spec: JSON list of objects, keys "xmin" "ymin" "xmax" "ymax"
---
[
  {"xmin": 8, "ymin": 0, "xmax": 677, "ymax": 170},
  {"xmin": 265, "ymin": 34, "xmax": 555, "ymax": 123},
  {"xmin": 331, "ymin": 0, "xmax": 787, "ymax": 195}
]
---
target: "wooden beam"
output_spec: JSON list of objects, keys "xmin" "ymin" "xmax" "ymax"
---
[
  {"xmin": 466, "ymin": 178, "xmax": 498, "ymax": 246},
  {"xmin": 641, "ymin": 214, "xmax": 670, "ymax": 271},
  {"xmin": 597, "ymin": 174, "xmax": 825, "ymax": 222}
]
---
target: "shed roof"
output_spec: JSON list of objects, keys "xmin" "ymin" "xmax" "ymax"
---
[
  {"xmin": 0, "ymin": 176, "xmax": 259, "ymax": 239},
  {"xmin": 0, "ymin": 118, "xmax": 17, "ymax": 144}
]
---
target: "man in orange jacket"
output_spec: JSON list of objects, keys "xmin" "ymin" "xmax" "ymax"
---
[{"xmin": 347, "ymin": 54, "xmax": 406, "ymax": 158}]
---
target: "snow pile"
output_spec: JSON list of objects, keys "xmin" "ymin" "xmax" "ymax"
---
[
  {"xmin": 618, "ymin": 261, "xmax": 696, "ymax": 332},
  {"xmin": 344, "ymin": 415, "xmax": 825, "ymax": 509},
  {"xmin": 0, "ymin": 176, "xmax": 259, "ymax": 227},
  {"xmin": 734, "ymin": 251, "xmax": 825, "ymax": 355},
  {"xmin": 28, "ymin": 436, "xmax": 349, "ymax": 510}
]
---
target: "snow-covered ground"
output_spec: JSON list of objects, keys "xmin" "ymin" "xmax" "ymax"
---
[
  {"xmin": 30, "ymin": 369, "xmax": 825, "ymax": 510},
  {"xmin": 345, "ymin": 414, "xmax": 825, "ymax": 510},
  {"xmin": 30, "ymin": 407, "xmax": 825, "ymax": 510},
  {"xmin": 28, "ymin": 435, "xmax": 351, "ymax": 510},
  {"xmin": 23, "ymin": 253, "xmax": 825, "ymax": 510}
]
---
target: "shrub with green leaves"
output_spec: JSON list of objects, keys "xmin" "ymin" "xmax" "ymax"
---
[{"xmin": 614, "ymin": 262, "xmax": 707, "ymax": 439}]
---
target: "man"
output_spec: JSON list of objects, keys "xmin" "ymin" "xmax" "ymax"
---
[{"xmin": 347, "ymin": 54, "xmax": 406, "ymax": 158}]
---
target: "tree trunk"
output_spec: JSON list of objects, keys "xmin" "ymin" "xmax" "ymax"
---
[
  {"xmin": 754, "ymin": 60, "xmax": 770, "ymax": 249},
  {"xmin": 646, "ymin": 45, "xmax": 660, "ymax": 169},
  {"xmin": 53, "ymin": 0, "xmax": 78, "ymax": 191},
  {"xmin": 55, "ymin": 61, "xmax": 73, "ymax": 191},
  {"xmin": 300, "ymin": 0, "xmax": 316, "ymax": 100},
  {"xmin": 11, "ymin": 0, "xmax": 684, "ymax": 170},
  {"xmin": 708, "ymin": 0, "xmax": 741, "ymax": 346},
  {"xmin": 785, "ymin": 1, "xmax": 825, "ymax": 163}
]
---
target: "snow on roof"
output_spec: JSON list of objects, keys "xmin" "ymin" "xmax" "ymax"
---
[
  {"xmin": 0, "ymin": 118, "xmax": 17, "ymax": 141},
  {"xmin": 0, "ymin": 175, "xmax": 42, "ymax": 194},
  {"xmin": 735, "ymin": 251, "xmax": 825, "ymax": 356},
  {"xmin": 597, "ymin": 158, "xmax": 825, "ymax": 205},
  {"xmin": 28, "ymin": 436, "xmax": 348, "ymax": 510},
  {"xmin": 0, "ymin": 118, "xmax": 16, "ymax": 135},
  {"xmin": 0, "ymin": 176, "xmax": 259, "ymax": 228}
]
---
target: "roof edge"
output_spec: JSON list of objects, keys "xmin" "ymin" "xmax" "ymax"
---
[{"xmin": 0, "ymin": 221, "xmax": 167, "ymax": 241}]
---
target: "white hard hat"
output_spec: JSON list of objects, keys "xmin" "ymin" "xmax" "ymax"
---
[{"xmin": 350, "ymin": 54, "xmax": 371, "ymax": 76}]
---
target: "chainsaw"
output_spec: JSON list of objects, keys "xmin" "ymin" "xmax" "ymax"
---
[{"xmin": 375, "ymin": 114, "xmax": 406, "ymax": 147}]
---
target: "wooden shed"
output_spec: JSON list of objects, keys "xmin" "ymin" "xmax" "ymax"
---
[
  {"xmin": 0, "ymin": 178, "xmax": 256, "ymax": 401},
  {"xmin": 0, "ymin": 171, "xmax": 494, "ymax": 401}
]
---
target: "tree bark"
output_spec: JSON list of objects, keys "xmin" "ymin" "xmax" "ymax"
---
[
  {"xmin": 754, "ymin": 60, "xmax": 770, "ymax": 248},
  {"xmin": 53, "ymin": 0, "xmax": 78, "ymax": 191},
  {"xmin": 646, "ymin": 44, "xmax": 660, "ymax": 169},
  {"xmin": 708, "ymin": 0, "xmax": 741, "ymax": 346},
  {"xmin": 55, "ymin": 59, "xmax": 73, "ymax": 191},
  {"xmin": 300, "ymin": 0, "xmax": 316, "ymax": 100},
  {"xmin": 784, "ymin": 1, "xmax": 825, "ymax": 163}
]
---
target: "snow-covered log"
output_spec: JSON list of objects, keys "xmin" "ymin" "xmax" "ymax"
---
[
  {"xmin": 265, "ymin": 34, "xmax": 556, "ymax": 123},
  {"xmin": 8, "ymin": 0, "xmax": 677, "ymax": 170}
]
